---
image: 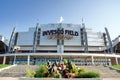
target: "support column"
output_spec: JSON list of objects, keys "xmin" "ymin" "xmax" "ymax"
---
[
  {"xmin": 13, "ymin": 54, "xmax": 16, "ymax": 65},
  {"xmin": 27, "ymin": 55, "xmax": 30, "ymax": 65},
  {"xmin": 3, "ymin": 56, "xmax": 6, "ymax": 64},
  {"xmin": 57, "ymin": 44, "xmax": 63, "ymax": 62},
  {"xmin": 105, "ymin": 27, "xmax": 113, "ymax": 53},
  {"xmin": 91, "ymin": 56, "xmax": 94, "ymax": 65},
  {"xmin": 115, "ymin": 57, "xmax": 118, "ymax": 65}
]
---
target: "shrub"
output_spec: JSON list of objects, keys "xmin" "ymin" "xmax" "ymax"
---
[
  {"xmin": 26, "ymin": 60, "xmax": 101, "ymax": 78},
  {"xmin": 71, "ymin": 62, "xmax": 82, "ymax": 75},
  {"xmin": 78, "ymin": 71, "xmax": 100, "ymax": 78},
  {"xmin": 34, "ymin": 64, "xmax": 48, "ymax": 78},
  {"xmin": 54, "ymin": 73, "xmax": 62, "ymax": 78},
  {"xmin": 78, "ymin": 68, "xmax": 86, "ymax": 73},
  {"xmin": 31, "ymin": 71, "xmax": 36, "ymax": 76},
  {"xmin": 39, "ymin": 64, "xmax": 47, "ymax": 73},
  {"xmin": 72, "ymin": 66, "xmax": 79, "ymax": 75},
  {"xmin": 26, "ymin": 69, "xmax": 34, "ymax": 78},
  {"xmin": 63, "ymin": 59, "xmax": 68, "ymax": 65}
]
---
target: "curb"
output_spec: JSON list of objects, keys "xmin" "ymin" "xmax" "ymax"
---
[
  {"xmin": 0, "ymin": 64, "xmax": 17, "ymax": 72},
  {"xmin": 0, "ymin": 77, "xmax": 103, "ymax": 80},
  {"xmin": 0, "ymin": 77, "xmax": 120, "ymax": 80}
]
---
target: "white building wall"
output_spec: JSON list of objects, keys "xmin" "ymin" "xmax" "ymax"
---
[
  {"xmin": 87, "ymin": 29, "xmax": 105, "ymax": 46},
  {"xmin": 40, "ymin": 24, "xmax": 58, "ymax": 45},
  {"xmin": 0, "ymin": 35, "xmax": 6, "ymax": 42},
  {"xmin": 0, "ymin": 36, "xmax": 4, "ymax": 42},
  {"xmin": 37, "ymin": 46, "xmax": 57, "ymax": 50},
  {"xmin": 40, "ymin": 24, "xmax": 81, "ymax": 46},
  {"xmin": 0, "ymin": 34, "xmax": 8, "ymax": 46},
  {"xmin": 64, "ymin": 46, "xmax": 84, "ymax": 51},
  {"xmin": 17, "ymin": 31, "xmax": 34, "ymax": 45},
  {"xmin": 20, "ymin": 46, "xmax": 33, "ymax": 50},
  {"xmin": 64, "ymin": 24, "xmax": 81, "ymax": 46},
  {"xmin": 14, "ymin": 24, "xmax": 108, "ymax": 52},
  {"xmin": 112, "ymin": 36, "xmax": 120, "ymax": 47}
]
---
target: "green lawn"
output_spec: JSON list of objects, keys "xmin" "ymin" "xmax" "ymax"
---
[
  {"xmin": 0, "ymin": 64, "xmax": 11, "ymax": 69},
  {"xmin": 111, "ymin": 65, "xmax": 120, "ymax": 69}
]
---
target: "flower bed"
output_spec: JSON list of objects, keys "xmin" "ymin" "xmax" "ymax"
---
[{"xmin": 26, "ymin": 59, "xmax": 100, "ymax": 78}]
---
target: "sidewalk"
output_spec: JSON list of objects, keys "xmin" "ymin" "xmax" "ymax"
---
[
  {"xmin": 0, "ymin": 77, "xmax": 120, "ymax": 80},
  {"xmin": 103, "ymin": 78, "xmax": 120, "ymax": 80}
]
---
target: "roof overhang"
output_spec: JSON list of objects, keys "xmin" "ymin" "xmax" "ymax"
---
[{"xmin": 0, "ymin": 53, "xmax": 120, "ymax": 58}]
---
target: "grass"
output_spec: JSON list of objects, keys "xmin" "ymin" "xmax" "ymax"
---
[
  {"xmin": 0, "ymin": 64, "xmax": 11, "ymax": 69},
  {"xmin": 111, "ymin": 65, "xmax": 120, "ymax": 69}
]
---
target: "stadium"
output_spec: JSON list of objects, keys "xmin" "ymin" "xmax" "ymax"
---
[{"xmin": 0, "ymin": 22, "xmax": 120, "ymax": 66}]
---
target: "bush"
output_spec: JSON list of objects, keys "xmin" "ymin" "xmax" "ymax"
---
[
  {"xmin": 54, "ymin": 73, "xmax": 62, "ymax": 78},
  {"xmin": 78, "ymin": 68, "xmax": 86, "ymax": 73},
  {"xmin": 72, "ymin": 66, "xmax": 79, "ymax": 75},
  {"xmin": 63, "ymin": 59, "xmax": 68, "ymax": 65},
  {"xmin": 26, "ymin": 69, "xmax": 34, "ymax": 78},
  {"xmin": 39, "ymin": 64, "xmax": 47, "ymax": 73},
  {"xmin": 34, "ymin": 64, "xmax": 48, "ymax": 78},
  {"xmin": 78, "ymin": 71, "xmax": 100, "ymax": 78},
  {"xmin": 26, "ymin": 60, "xmax": 101, "ymax": 78}
]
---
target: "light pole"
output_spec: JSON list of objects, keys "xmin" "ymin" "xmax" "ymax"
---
[
  {"xmin": 13, "ymin": 50, "xmax": 16, "ymax": 65},
  {"xmin": 58, "ymin": 16, "xmax": 64, "ymax": 63},
  {"xmin": 104, "ymin": 46, "xmax": 107, "ymax": 66},
  {"xmin": 59, "ymin": 23, "xmax": 63, "ymax": 63}
]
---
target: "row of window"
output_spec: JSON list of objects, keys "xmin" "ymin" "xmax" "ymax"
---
[{"xmin": 9, "ymin": 58, "xmax": 111, "ymax": 65}]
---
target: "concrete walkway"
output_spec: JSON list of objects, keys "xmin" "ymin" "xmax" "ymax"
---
[
  {"xmin": 0, "ymin": 65, "xmax": 39, "ymax": 77},
  {"xmin": 0, "ymin": 65, "xmax": 120, "ymax": 79},
  {"xmin": 103, "ymin": 78, "xmax": 120, "ymax": 80},
  {"xmin": 0, "ymin": 77, "xmax": 120, "ymax": 80}
]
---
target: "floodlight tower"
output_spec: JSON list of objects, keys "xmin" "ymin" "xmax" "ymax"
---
[
  {"xmin": 58, "ymin": 16, "xmax": 64, "ymax": 63},
  {"xmin": 82, "ymin": 19, "xmax": 88, "ymax": 53},
  {"xmin": 105, "ymin": 27, "xmax": 113, "ymax": 53},
  {"xmin": 8, "ymin": 27, "xmax": 16, "ymax": 53}
]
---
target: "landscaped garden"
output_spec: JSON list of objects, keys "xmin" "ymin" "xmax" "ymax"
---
[
  {"xmin": 111, "ymin": 65, "xmax": 120, "ymax": 69},
  {"xmin": 0, "ymin": 64, "xmax": 11, "ymax": 69},
  {"xmin": 26, "ymin": 59, "xmax": 100, "ymax": 78}
]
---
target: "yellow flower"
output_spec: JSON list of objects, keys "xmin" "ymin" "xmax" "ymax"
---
[{"xmin": 31, "ymin": 71, "xmax": 36, "ymax": 76}]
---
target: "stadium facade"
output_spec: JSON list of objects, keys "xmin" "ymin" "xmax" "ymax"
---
[{"xmin": 0, "ymin": 22, "xmax": 120, "ymax": 65}]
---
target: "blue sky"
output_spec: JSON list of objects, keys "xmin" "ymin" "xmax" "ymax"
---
[{"xmin": 0, "ymin": 0, "xmax": 120, "ymax": 40}]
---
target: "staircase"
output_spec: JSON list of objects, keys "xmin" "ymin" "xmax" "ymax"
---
[
  {"xmin": 81, "ymin": 66, "xmax": 120, "ymax": 78},
  {"xmin": 0, "ymin": 65, "xmax": 39, "ymax": 77},
  {"xmin": 0, "ymin": 65, "xmax": 120, "ymax": 78}
]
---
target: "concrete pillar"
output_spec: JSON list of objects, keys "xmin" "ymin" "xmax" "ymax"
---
[
  {"xmin": 13, "ymin": 55, "xmax": 16, "ymax": 65},
  {"xmin": 27, "ymin": 55, "xmax": 30, "ymax": 65},
  {"xmin": 118, "ymin": 58, "xmax": 120, "ymax": 65},
  {"xmin": 3, "ymin": 56, "xmax": 6, "ymax": 64},
  {"xmin": 91, "ymin": 56, "xmax": 94, "ymax": 65},
  {"xmin": 57, "ymin": 43, "xmax": 64, "ymax": 62},
  {"xmin": 115, "ymin": 57, "xmax": 118, "ymax": 65}
]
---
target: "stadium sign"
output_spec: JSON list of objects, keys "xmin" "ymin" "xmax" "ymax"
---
[{"xmin": 42, "ymin": 28, "xmax": 79, "ymax": 40}]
